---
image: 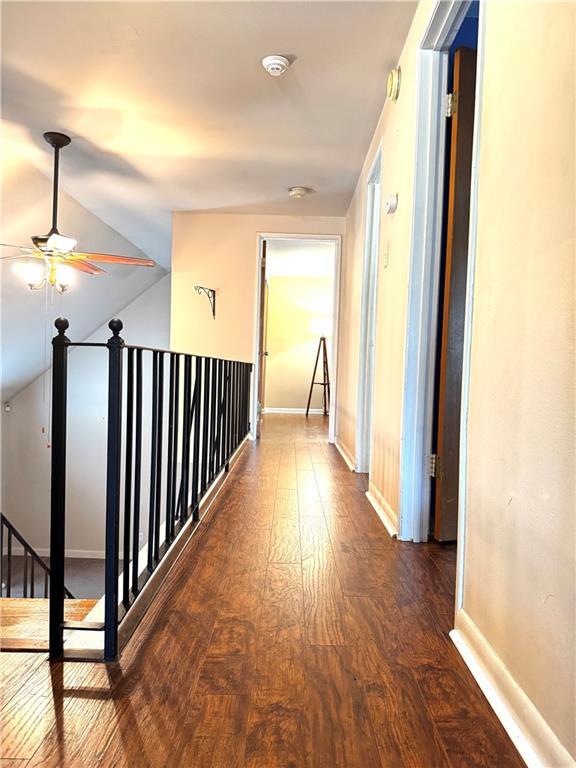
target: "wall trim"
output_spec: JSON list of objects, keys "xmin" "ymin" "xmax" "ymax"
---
[
  {"xmin": 11, "ymin": 546, "xmax": 105, "ymax": 559},
  {"xmin": 262, "ymin": 407, "xmax": 325, "ymax": 415},
  {"xmin": 366, "ymin": 483, "xmax": 398, "ymax": 538},
  {"xmin": 335, "ymin": 439, "xmax": 356, "ymax": 472},
  {"xmin": 452, "ymin": 610, "xmax": 575, "ymax": 768},
  {"xmin": 355, "ymin": 147, "xmax": 382, "ymax": 474}
]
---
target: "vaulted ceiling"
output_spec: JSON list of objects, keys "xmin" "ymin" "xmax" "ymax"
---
[{"xmin": 1, "ymin": 1, "xmax": 416, "ymax": 267}]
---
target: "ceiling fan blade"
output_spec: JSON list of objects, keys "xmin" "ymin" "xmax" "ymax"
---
[
  {"xmin": 0, "ymin": 249, "xmax": 42, "ymax": 261},
  {"xmin": 67, "ymin": 260, "xmax": 106, "ymax": 276},
  {"xmin": 69, "ymin": 251, "xmax": 155, "ymax": 267}
]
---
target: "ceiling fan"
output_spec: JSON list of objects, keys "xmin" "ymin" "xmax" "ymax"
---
[{"xmin": 0, "ymin": 131, "xmax": 155, "ymax": 293}]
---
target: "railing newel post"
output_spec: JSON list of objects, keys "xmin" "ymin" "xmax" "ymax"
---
[
  {"xmin": 104, "ymin": 318, "xmax": 124, "ymax": 662},
  {"xmin": 49, "ymin": 317, "xmax": 70, "ymax": 661}
]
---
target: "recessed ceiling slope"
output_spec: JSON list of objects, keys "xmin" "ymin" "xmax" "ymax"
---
[{"xmin": 1, "ymin": 2, "xmax": 416, "ymax": 266}]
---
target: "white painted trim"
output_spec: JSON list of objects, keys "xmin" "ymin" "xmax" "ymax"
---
[
  {"xmin": 335, "ymin": 439, "xmax": 356, "ymax": 472},
  {"xmin": 421, "ymin": 0, "xmax": 472, "ymax": 50},
  {"xmin": 262, "ymin": 407, "xmax": 324, "ymax": 415},
  {"xmin": 366, "ymin": 484, "xmax": 398, "ymax": 538},
  {"xmin": 455, "ymin": 0, "xmax": 487, "ymax": 611},
  {"xmin": 356, "ymin": 148, "xmax": 382, "ymax": 474},
  {"xmin": 252, "ymin": 233, "xmax": 342, "ymax": 445},
  {"xmin": 451, "ymin": 611, "xmax": 576, "ymax": 768},
  {"xmin": 399, "ymin": 46, "xmax": 448, "ymax": 542}
]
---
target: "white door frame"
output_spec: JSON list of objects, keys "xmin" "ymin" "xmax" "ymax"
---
[
  {"xmin": 251, "ymin": 233, "xmax": 342, "ymax": 444},
  {"xmin": 398, "ymin": 0, "xmax": 485, "ymax": 584},
  {"xmin": 356, "ymin": 149, "xmax": 382, "ymax": 473}
]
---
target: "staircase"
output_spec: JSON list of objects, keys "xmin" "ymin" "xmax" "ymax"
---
[{"xmin": 0, "ymin": 513, "xmax": 90, "ymax": 652}]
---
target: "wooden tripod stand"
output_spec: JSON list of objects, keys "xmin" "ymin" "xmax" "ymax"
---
[{"xmin": 306, "ymin": 336, "xmax": 330, "ymax": 417}]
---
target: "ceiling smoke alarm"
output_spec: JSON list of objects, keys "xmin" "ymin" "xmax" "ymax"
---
[
  {"xmin": 288, "ymin": 186, "xmax": 313, "ymax": 199},
  {"xmin": 262, "ymin": 55, "xmax": 290, "ymax": 77}
]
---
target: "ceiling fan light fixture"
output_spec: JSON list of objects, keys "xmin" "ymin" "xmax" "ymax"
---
[
  {"xmin": 13, "ymin": 259, "xmax": 46, "ymax": 290},
  {"xmin": 47, "ymin": 232, "xmax": 77, "ymax": 253},
  {"xmin": 54, "ymin": 262, "xmax": 74, "ymax": 292}
]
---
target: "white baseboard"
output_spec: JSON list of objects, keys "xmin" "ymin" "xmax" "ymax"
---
[
  {"xmin": 11, "ymin": 546, "xmax": 105, "ymax": 559},
  {"xmin": 365, "ymin": 483, "xmax": 398, "ymax": 538},
  {"xmin": 335, "ymin": 439, "xmax": 356, "ymax": 471},
  {"xmin": 451, "ymin": 609, "xmax": 575, "ymax": 768},
  {"xmin": 262, "ymin": 407, "xmax": 325, "ymax": 415}
]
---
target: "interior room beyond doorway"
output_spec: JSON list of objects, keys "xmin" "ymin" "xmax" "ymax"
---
[{"xmin": 260, "ymin": 238, "xmax": 337, "ymax": 430}]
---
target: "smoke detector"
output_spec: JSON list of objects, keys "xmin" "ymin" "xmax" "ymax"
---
[
  {"xmin": 288, "ymin": 186, "xmax": 313, "ymax": 199},
  {"xmin": 262, "ymin": 55, "xmax": 290, "ymax": 77}
]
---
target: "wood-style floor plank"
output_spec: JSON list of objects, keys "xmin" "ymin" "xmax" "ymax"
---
[
  {"xmin": 0, "ymin": 415, "xmax": 525, "ymax": 768},
  {"xmin": 304, "ymin": 645, "xmax": 382, "ymax": 768},
  {"xmin": 300, "ymin": 517, "xmax": 352, "ymax": 645}
]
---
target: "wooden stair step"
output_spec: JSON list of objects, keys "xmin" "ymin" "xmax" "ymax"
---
[{"xmin": 0, "ymin": 598, "xmax": 98, "ymax": 652}]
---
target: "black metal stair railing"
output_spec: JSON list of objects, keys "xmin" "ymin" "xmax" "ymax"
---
[
  {"xmin": 0, "ymin": 513, "xmax": 74, "ymax": 599},
  {"xmin": 49, "ymin": 318, "xmax": 253, "ymax": 662}
]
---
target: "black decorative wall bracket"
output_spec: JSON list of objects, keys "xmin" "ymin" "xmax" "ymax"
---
[{"xmin": 194, "ymin": 285, "xmax": 216, "ymax": 319}]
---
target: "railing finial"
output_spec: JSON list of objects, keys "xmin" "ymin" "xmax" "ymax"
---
[
  {"xmin": 54, "ymin": 317, "xmax": 69, "ymax": 335},
  {"xmin": 108, "ymin": 318, "xmax": 123, "ymax": 337}
]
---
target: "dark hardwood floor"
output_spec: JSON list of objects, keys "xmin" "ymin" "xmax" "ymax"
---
[{"xmin": 0, "ymin": 415, "xmax": 524, "ymax": 767}]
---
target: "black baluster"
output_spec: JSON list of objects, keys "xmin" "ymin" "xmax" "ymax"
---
[
  {"xmin": 171, "ymin": 355, "xmax": 180, "ymax": 536},
  {"xmin": 123, "ymin": 347, "xmax": 134, "ymax": 609},
  {"xmin": 191, "ymin": 357, "xmax": 202, "ymax": 520},
  {"xmin": 209, "ymin": 358, "xmax": 217, "ymax": 481},
  {"xmin": 201, "ymin": 357, "xmax": 210, "ymax": 495},
  {"xmin": 234, "ymin": 362, "xmax": 239, "ymax": 449},
  {"xmin": 181, "ymin": 356, "xmax": 192, "ymax": 521},
  {"xmin": 166, "ymin": 354, "xmax": 176, "ymax": 545},
  {"xmin": 6, "ymin": 530, "xmax": 11, "ymax": 597},
  {"xmin": 31, "ymin": 557, "xmax": 35, "ymax": 598},
  {"xmin": 104, "ymin": 318, "xmax": 124, "ymax": 662},
  {"xmin": 224, "ymin": 361, "xmax": 230, "ymax": 461},
  {"xmin": 227, "ymin": 361, "xmax": 233, "ymax": 461},
  {"xmin": 241, "ymin": 364, "xmax": 246, "ymax": 439},
  {"xmin": 154, "ymin": 353, "xmax": 164, "ymax": 562},
  {"xmin": 23, "ymin": 550, "xmax": 28, "ymax": 598},
  {"xmin": 217, "ymin": 359, "xmax": 224, "ymax": 471},
  {"xmin": 132, "ymin": 349, "xmax": 143, "ymax": 595},
  {"xmin": 44, "ymin": 569, "xmax": 49, "ymax": 599},
  {"xmin": 49, "ymin": 317, "xmax": 69, "ymax": 660},
  {"xmin": 0, "ymin": 519, "xmax": 3, "ymax": 595},
  {"xmin": 148, "ymin": 351, "xmax": 158, "ymax": 572}
]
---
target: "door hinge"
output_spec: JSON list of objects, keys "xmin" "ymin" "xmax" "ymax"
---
[
  {"xmin": 429, "ymin": 453, "xmax": 439, "ymax": 478},
  {"xmin": 444, "ymin": 92, "xmax": 457, "ymax": 118}
]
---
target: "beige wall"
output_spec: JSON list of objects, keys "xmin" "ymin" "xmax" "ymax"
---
[
  {"xmin": 462, "ymin": 3, "xmax": 575, "ymax": 759},
  {"xmin": 335, "ymin": 2, "xmax": 431, "ymax": 519},
  {"xmin": 336, "ymin": 0, "xmax": 575, "ymax": 761},
  {"xmin": 265, "ymin": 275, "xmax": 334, "ymax": 411},
  {"xmin": 171, "ymin": 213, "xmax": 344, "ymax": 362}
]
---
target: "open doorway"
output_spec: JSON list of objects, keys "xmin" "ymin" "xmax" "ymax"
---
[
  {"xmin": 253, "ymin": 236, "xmax": 340, "ymax": 442},
  {"xmin": 400, "ymin": 1, "xmax": 482, "ymax": 551},
  {"xmin": 431, "ymin": 6, "xmax": 479, "ymax": 542},
  {"xmin": 356, "ymin": 152, "xmax": 382, "ymax": 474}
]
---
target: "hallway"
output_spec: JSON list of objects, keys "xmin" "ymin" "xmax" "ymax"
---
[{"xmin": 1, "ymin": 415, "xmax": 524, "ymax": 767}]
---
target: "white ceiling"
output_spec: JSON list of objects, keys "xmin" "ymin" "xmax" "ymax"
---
[{"xmin": 1, "ymin": 1, "xmax": 416, "ymax": 268}]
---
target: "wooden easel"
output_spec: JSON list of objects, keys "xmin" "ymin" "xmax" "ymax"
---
[{"xmin": 306, "ymin": 336, "xmax": 330, "ymax": 417}]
